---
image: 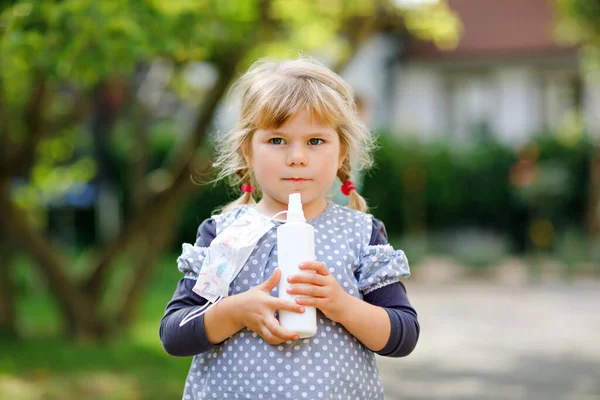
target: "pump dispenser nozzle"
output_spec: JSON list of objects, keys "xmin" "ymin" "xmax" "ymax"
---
[{"xmin": 287, "ymin": 193, "xmax": 306, "ymax": 222}]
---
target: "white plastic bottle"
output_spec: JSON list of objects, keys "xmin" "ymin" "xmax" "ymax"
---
[{"xmin": 277, "ymin": 193, "xmax": 318, "ymax": 338}]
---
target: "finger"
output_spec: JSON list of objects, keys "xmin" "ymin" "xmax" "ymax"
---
[
  {"xmin": 287, "ymin": 271, "xmax": 326, "ymax": 286},
  {"xmin": 299, "ymin": 261, "xmax": 329, "ymax": 276},
  {"xmin": 264, "ymin": 316, "xmax": 299, "ymax": 342},
  {"xmin": 259, "ymin": 325, "xmax": 284, "ymax": 345},
  {"xmin": 295, "ymin": 296, "xmax": 322, "ymax": 307},
  {"xmin": 287, "ymin": 284, "xmax": 326, "ymax": 298},
  {"xmin": 259, "ymin": 268, "xmax": 281, "ymax": 292},
  {"xmin": 270, "ymin": 298, "xmax": 306, "ymax": 314}
]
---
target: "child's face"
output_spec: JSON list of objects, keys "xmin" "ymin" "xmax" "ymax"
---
[{"xmin": 245, "ymin": 108, "xmax": 345, "ymax": 214}]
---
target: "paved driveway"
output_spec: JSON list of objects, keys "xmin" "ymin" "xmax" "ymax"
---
[{"xmin": 377, "ymin": 281, "xmax": 600, "ymax": 400}]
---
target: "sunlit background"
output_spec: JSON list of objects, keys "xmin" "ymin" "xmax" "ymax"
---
[{"xmin": 1, "ymin": 0, "xmax": 599, "ymax": 399}]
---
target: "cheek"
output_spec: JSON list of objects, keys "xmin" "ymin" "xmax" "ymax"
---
[
  {"xmin": 248, "ymin": 141, "xmax": 268, "ymax": 169},
  {"xmin": 253, "ymin": 145, "xmax": 275, "ymax": 165},
  {"xmin": 252, "ymin": 147, "xmax": 278, "ymax": 178},
  {"xmin": 315, "ymin": 148, "xmax": 342, "ymax": 178}
]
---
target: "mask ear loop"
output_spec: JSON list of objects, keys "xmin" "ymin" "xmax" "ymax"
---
[
  {"xmin": 179, "ymin": 296, "xmax": 222, "ymax": 327},
  {"xmin": 270, "ymin": 210, "xmax": 288, "ymax": 222}
]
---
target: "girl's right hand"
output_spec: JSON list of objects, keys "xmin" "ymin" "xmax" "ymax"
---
[{"xmin": 235, "ymin": 268, "xmax": 305, "ymax": 345}]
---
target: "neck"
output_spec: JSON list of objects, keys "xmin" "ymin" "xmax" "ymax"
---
[{"xmin": 254, "ymin": 196, "xmax": 328, "ymax": 222}]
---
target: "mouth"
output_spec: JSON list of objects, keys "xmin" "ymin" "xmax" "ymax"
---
[{"xmin": 283, "ymin": 178, "xmax": 309, "ymax": 183}]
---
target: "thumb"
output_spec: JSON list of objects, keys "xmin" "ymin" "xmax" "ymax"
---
[{"xmin": 260, "ymin": 268, "xmax": 281, "ymax": 292}]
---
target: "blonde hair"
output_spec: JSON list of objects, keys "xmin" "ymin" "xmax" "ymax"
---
[{"xmin": 213, "ymin": 58, "xmax": 375, "ymax": 213}]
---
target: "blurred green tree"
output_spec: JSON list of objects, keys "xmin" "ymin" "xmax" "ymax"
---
[
  {"xmin": 555, "ymin": 0, "xmax": 600, "ymax": 237},
  {"xmin": 0, "ymin": 0, "xmax": 460, "ymax": 340}
]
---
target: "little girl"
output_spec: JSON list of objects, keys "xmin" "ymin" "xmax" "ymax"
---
[{"xmin": 160, "ymin": 58, "xmax": 419, "ymax": 400}]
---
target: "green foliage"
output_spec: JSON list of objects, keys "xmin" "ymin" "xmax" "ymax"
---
[
  {"xmin": 398, "ymin": 0, "xmax": 462, "ymax": 50},
  {"xmin": 554, "ymin": 228, "xmax": 600, "ymax": 269},
  {"xmin": 13, "ymin": 126, "xmax": 96, "ymax": 209},
  {"xmin": 556, "ymin": 0, "xmax": 600, "ymax": 44},
  {"xmin": 1, "ymin": 0, "xmax": 461, "ymax": 209},
  {"xmin": 362, "ymin": 132, "xmax": 592, "ymax": 252},
  {"xmin": 0, "ymin": 0, "xmax": 461, "ymax": 93},
  {"xmin": 555, "ymin": 0, "xmax": 600, "ymax": 68},
  {"xmin": 174, "ymin": 173, "xmax": 232, "ymax": 245}
]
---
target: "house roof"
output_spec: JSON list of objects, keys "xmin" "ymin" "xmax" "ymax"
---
[{"xmin": 406, "ymin": 0, "xmax": 576, "ymax": 61}]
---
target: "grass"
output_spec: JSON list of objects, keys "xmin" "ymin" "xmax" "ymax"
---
[{"xmin": 0, "ymin": 255, "xmax": 192, "ymax": 400}]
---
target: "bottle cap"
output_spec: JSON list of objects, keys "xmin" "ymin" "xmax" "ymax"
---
[{"xmin": 287, "ymin": 193, "xmax": 306, "ymax": 222}]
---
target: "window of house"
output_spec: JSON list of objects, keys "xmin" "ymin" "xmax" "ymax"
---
[{"xmin": 447, "ymin": 72, "xmax": 497, "ymax": 140}]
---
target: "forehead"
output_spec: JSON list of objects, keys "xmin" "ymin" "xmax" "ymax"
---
[{"xmin": 256, "ymin": 108, "xmax": 337, "ymax": 136}]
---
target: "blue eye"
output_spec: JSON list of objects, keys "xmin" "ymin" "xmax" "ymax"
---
[
  {"xmin": 308, "ymin": 138, "xmax": 324, "ymax": 145},
  {"xmin": 270, "ymin": 138, "xmax": 284, "ymax": 145}
]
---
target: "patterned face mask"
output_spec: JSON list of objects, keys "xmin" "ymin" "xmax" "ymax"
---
[
  {"xmin": 193, "ymin": 212, "xmax": 275, "ymax": 302},
  {"xmin": 180, "ymin": 212, "xmax": 274, "ymax": 326}
]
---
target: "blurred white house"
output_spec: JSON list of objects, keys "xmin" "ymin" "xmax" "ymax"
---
[{"xmin": 342, "ymin": 0, "xmax": 600, "ymax": 145}]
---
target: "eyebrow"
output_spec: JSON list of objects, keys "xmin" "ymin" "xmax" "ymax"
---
[{"xmin": 267, "ymin": 130, "xmax": 335, "ymax": 137}]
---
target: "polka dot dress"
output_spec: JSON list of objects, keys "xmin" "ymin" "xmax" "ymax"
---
[{"xmin": 178, "ymin": 202, "xmax": 410, "ymax": 400}]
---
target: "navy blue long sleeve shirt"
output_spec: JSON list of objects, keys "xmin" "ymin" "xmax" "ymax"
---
[{"xmin": 160, "ymin": 218, "xmax": 419, "ymax": 358}]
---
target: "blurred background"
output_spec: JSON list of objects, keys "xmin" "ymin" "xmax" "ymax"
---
[{"xmin": 0, "ymin": 0, "xmax": 599, "ymax": 399}]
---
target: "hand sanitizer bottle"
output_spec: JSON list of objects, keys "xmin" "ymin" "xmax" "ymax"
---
[{"xmin": 277, "ymin": 193, "xmax": 318, "ymax": 338}]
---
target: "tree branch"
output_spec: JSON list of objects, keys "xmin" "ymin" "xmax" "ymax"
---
[
  {"xmin": 332, "ymin": 0, "xmax": 397, "ymax": 73},
  {"xmin": 83, "ymin": 49, "xmax": 246, "ymax": 301},
  {"xmin": 83, "ymin": 150, "xmax": 213, "ymax": 299},
  {"xmin": 0, "ymin": 78, "xmax": 7, "ymax": 165},
  {"xmin": 1, "ymin": 81, "xmax": 88, "ymax": 178},
  {"xmin": 0, "ymin": 224, "xmax": 17, "ymax": 338},
  {"xmin": 0, "ymin": 179, "xmax": 101, "ymax": 335},
  {"xmin": 115, "ymin": 205, "xmax": 178, "ymax": 329},
  {"xmin": 3, "ymin": 74, "xmax": 46, "ymax": 176}
]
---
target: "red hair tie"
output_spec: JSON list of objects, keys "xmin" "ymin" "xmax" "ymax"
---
[
  {"xmin": 341, "ymin": 180, "xmax": 356, "ymax": 196},
  {"xmin": 241, "ymin": 184, "xmax": 254, "ymax": 194}
]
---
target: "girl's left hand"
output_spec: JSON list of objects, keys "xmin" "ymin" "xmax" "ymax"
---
[{"xmin": 286, "ymin": 261, "xmax": 351, "ymax": 323}]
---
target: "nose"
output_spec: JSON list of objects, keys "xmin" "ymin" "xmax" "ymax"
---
[{"xmin": 286, "ymin": 143, "xmax": 308, "ymax": 166}]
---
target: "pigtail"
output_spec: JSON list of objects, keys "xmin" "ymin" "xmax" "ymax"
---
[
  {"xmin": 219, "ymin": 169, "xmax": 256, "ymax": 213},
  {"xmin": 337, "ymin": 164, "xmax": 368, "ymax": 213}
]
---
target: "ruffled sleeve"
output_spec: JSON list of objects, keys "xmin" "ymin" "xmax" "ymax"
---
[
  {"xmin": 176, "ymin": 218, "xmax": 216, "ymax": 279},
  {"xmin": 177, "ymin": 243, "xmax": 208, "ymax": 279},
  {"xmin": 357, "ymin": 244, "xmax": 410, "ymax": 295}
]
